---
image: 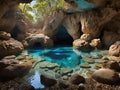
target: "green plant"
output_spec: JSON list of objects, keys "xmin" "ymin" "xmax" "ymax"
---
[{"xmin": 19, "ymin": 0, "xmax": 64, "ymax": 23}]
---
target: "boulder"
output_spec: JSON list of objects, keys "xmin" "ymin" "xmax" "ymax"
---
[
  {"xmin": 92, "ymin": 68, "xmax": 120, "ymax": 85},
  {"xmin": 25, "ymin": 34, "xmax": 53, "ymax": 47},
  {"xmin": 109, "ymin": 41, "xmax": 120, "ymax": 57},
  {"xmin": 69, "ymin": 74, "xmax": 85, "ymax": 85},
  {"xmin": 73, "ymin": 39, "xmax": 91, "ymax": 51},
  {"xmin": 80, "ymin": 63, "xmax": 91, "ymax": 68},
  {"xmin": 60, "ymin": 68, "xmax": 73, "ymax": 76},
  {"xmin": 58, "ymin": 80, "xmax": 70, "ymax": 89},
  {"xmin": 0, "ymin": 55, "xmax": 18, "ymax": 69},
  {"xmin": 0, "ymin": 56, "xmax": 32, "ymax": 79},
  {"xmin": 0, "ymin": 31, "xmax": 11, "ymax": 40},
  {"xmin": 103, "ymin": 61, "xmax": 120, "ymax": 72},
  {"xmin": 80, "ymin": 34, "xmax": 92, "ymax": 42},
  {"xmin": 40, "ymin": 74, "xmax": 57, "ymax": 87},
  {"xmin": 0, "ymin": 38, "xmax": 24, "ymax": 59},
  {"xmin": 90, "ymin": 39, "xmax": 102, "ymax": 48}
]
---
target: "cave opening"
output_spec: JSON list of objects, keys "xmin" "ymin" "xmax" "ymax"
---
[
  {"xmin": 32, "ymin": 42, "xmax": 42, "ymax": 48},
  {"xmin": 54, "ymin": 26, "xmax": 74, "ymax": 46}
]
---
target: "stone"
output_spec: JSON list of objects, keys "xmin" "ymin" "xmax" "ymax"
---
[
  {"xmin": 0, "ymin": 38, "xmax": 24, "ymax": 59},
  {"xmin": 0, "ymin": 55, "xmax": 18, "ymax": 69},
  {"xmin": 80, "ymin": 63, "xmax": 91, "ymax": 68},
  {"xmin": 25, "ymin": 34, "xmax": 53, "ymax": 47},
  {"xmin": 62, "ymin": 76, "xmax": 69, "ymax": 80},
  {"xmin": 94, "ymin": 63, "xmax": 103, "ymax": 69},
  {"xmin": 69, "ymin": 74, "xmax": 85, "ymax": 85},
  {"xmin": 73, "ymin": 39, "xmax": 91, "ymax": 51},
  {"xmin": 40, "ymin": 74, "xmax": 57, "ymax": 87},
  {"xmin": 0, "ymin": 60, "xmax": 32, "ymax": 79},
  {"xmin": 60, "ymin": 68, "xmax": 73, "ymax": 76},
  {"xmin": 58, "ymin": 80, "xmax": 70, "ymax": 89},
  {"xmin": 80, "ymin": 34, "xmax": 92, "ymax": 42},
  {"xmin": 47, "ymin": 63, "xmax": 59, "ymax": 69},
  {"xmin": 103, "ymin": 61, "xmax": 120, "ymax": 72},
  {"xmin": 84, "ymin": 58, "xmax": 95, "ymax": 64},
  {"xmin": 109, "ymin": 41, "xmax": 120, "ymax": 57},
  {"xmin": 109, "ymin": 56, "xmax": 120, "ymax": 61},
  {"xmin": 0, "ymin": 31, "xmax": 11, "ymax": 40},
  {"xmin": 92, "ymin": 68, "xmax": 120, "ymax": 85},
  {"xmin": 90, "ymin": 39, "xmax": 102, "ymax": 48},
  {"xmin": 78, "ymin": 83, "xmax": 85, "ymax": 90}
]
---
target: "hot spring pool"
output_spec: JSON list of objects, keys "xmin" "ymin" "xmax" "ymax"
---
[{"xmin": 24, "ymin": 46, "xmax": 108, "ymax": 89}]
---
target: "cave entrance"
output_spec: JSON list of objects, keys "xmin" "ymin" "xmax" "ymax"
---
[
  {"xmin": 54, "ymin": 26, "xmax": 74, "ymax": 46},
  {"xmin": 32, "ymin": 42, "xmax": 42, "ymax": 48}
]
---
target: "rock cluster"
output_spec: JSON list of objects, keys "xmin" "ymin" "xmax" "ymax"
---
[
  {"xmin": 73, "ymin": 34, "xmax": 102, "ymax": 51},
  {"xmin": 0, "ymin": 55, "xmax": 32, "ymax": 80},
  {"xmin": 41, "ymin": 74, "xmax": 86, "ymax": 90}
]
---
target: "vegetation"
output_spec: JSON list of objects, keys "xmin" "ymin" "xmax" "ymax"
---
[{"xmin": 19, "ymin": 0, "xmax": 64, "ymax": 23}]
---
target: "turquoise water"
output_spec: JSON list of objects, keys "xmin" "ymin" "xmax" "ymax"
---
[
  {"xmin": 26, "ymin": 46, "xmax": 108, "ymax": 89},
  {"xmin": 27, "ymin": 46, "xmax": 84, "ymax": 68}
]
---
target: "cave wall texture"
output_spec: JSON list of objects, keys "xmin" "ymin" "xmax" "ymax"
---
[
  {"xmin": 0, "ymin": 0, "xmax": 120, "ymax": 50},
  {"xmin": 43, "ymin": 0, "xmax": 120, "ymax": 48}
]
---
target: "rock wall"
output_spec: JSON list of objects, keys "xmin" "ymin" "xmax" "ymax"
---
[
  {"xmin": 42, "ymin": 0, "xmax": 120, "ymax": 48},
  {"xmin": 0, "ymin": 0, "xmax": 32, "ymax": 59}
]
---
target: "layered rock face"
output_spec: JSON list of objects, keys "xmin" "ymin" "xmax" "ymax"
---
[{"xmin": 42, "ymin": 0, "xmax": 120, "ymax": 48}]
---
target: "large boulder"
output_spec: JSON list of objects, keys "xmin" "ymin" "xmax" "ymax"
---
[
  {"xmin": 25, "ymin": 34, "xmax": 53, "ymax": 47},
  {"xmin": 69, "ymin": 74, "xmax": 85, "ymax": 85},
  {"xmin": 40, "ymin": 74, "xmax": 57, "ymax": 87},
  {"xmin": 0, "ymin": 38, "xmax": 24, "ymax": 59},
  {"xmin": 92, "ymin": 68, "xmax": 120, "ymax": 85},
  {"xmin": 109, "ymin": 41, "xmax": 120, "ymax": 57},
  {"xmin": 0, "ymin": 55, "xmax": 32, "ymax": 79}
]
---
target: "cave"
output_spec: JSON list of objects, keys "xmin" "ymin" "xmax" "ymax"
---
[
  {"xmin": 32, "ymin": 42, "xmax": 42, "ymax": 48},
  {"xmin": 54, "ymin": 26, "xmax": 74, "ymax": 46}
]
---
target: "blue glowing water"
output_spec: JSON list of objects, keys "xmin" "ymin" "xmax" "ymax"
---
[
  {"xmin": 27, "ymin": 46, "xmax": 84, "ymax": 68},
  {"xmin": 25, "ymin": 46, "xmax": 108, "ymax": 89}
]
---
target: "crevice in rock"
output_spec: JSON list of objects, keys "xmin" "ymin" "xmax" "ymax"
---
[{"xmin": 54, "ymin": 25, "xmax": 74, "ymax": 46}]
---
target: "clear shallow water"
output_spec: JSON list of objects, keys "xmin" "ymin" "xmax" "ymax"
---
[
  {"xmin": 25, "ymin": 46, "xmax": 108, "ymax": 89},
  {"xmin": 27, "ymin": 46, "xmax": 84, "ymax": 68}
]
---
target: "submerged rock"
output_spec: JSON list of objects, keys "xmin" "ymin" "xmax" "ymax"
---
[
  {"xmin": 60, "ymin": 68, "xmax": 73, "ymax": 76},
  {"xmin": 84, "ymin": 58, "xmax": 95, "ymax": 64},
  {"xmin": 0, "ymin": 38, "xmax": 24, "ymax": 59},
  {"xmin": 69, "ymin": 74, "xmax": 85, "ymax": 85},
  {"xmin": 92, "ymin": 68, "xmax": 120, "ymax": 85},
  {"xmin": 80, "ymin": 63, "xmax": 91, "ymax": 68}
]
